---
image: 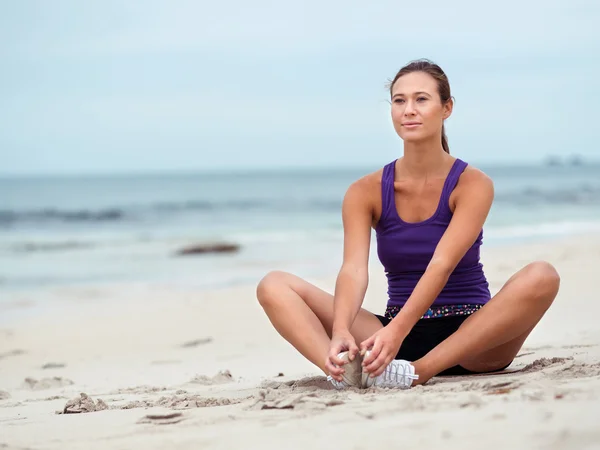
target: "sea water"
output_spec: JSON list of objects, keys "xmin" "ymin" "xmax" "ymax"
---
[{"xmin": 1, "ymin": 162, "xmax": 599, "ymax": 293}]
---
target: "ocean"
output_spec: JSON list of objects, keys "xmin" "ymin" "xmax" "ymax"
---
[{"xmin": 2, "ymin": 161, "xmax": 600, "ymax": 293}]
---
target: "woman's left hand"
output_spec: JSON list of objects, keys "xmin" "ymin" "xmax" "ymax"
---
[{"xmin": 359, "ymin": 324, "xmax": 406, "ymax": 377}]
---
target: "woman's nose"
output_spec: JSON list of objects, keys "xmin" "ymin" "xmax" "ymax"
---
[{"xmin": 404, "ymin": 101, "xmax": 416, "ymax": 115}]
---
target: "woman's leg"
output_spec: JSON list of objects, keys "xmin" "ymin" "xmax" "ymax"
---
[
  {"xmin": 256, "ymin": 270, "xmax": 383, "ymax": 374},
  {"xmin": 412, "ymin": 261, "xmax": 560, "ymax": 384}
]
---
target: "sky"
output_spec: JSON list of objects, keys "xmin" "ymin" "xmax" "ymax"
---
[{"xmin": 1, "ymin": 0, "xmax": 599, "ymax": 175}]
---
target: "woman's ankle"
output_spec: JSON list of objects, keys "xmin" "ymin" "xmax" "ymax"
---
[{"xmin": 410, "ymin": 360, "xmax": 434, "ymax": 385}]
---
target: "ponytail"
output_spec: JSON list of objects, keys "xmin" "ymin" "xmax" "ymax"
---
[{"xmin": 441, "ymin": 123, "xmax": 450, "ymax": 154}]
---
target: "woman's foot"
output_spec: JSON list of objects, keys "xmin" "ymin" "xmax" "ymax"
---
[
  {"xmin": 327, "ymin": 351, "xmax": 363, "ymax": 389},
  {"xmin": 361, "ymin": 351, "xmax": 418, "ymax": 389}
]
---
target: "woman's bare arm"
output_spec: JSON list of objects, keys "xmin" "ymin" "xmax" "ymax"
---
[{"xmin": 331, "ymin": 178, "xmax": 375, "ymax": 334}]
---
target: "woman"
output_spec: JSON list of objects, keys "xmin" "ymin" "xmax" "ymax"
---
[{"xmin": 256, "ymin": 59, "xmax": 560, "ymax": 389}]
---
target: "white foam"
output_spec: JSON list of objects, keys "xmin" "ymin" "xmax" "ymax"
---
[{"xmin": 486, "ymin": 220, "xmax": 600, "ymax": 241}]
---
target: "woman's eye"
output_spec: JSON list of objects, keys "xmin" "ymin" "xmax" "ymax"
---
[
  {"xmin": 417, "ymin": 97, "xmax": 427, "ymax": 102},
  {"xmin": 394, "ymin": 99, "xmax": 404, "ymax": 104}
]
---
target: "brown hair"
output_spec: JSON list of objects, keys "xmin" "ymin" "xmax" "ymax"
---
[{"xmin": 387, "ymin": 59, "xmax": 453, "ymax": 154}]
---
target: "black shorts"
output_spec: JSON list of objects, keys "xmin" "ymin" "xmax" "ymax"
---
[{"xmin": 375, "ymin": 314, "xmax": 511, "ymax": 376}]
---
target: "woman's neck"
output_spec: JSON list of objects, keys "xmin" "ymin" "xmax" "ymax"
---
[{"xmin": 399, "ymin": 139, "xmax": 451, "ymax": 179}]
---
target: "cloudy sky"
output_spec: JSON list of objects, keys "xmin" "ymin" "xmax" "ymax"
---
[{"xmin": 1, "ymin": 0, "xmax": 598, "ymax": 175}]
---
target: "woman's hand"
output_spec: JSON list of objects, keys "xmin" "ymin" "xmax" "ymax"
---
[
  {"xmin": 360, "ymin": 324, "xmax": 406, "ymax": 377},
  {"xmin": 325, "ymin": 329, "xmax": 359, "ymax": 381}
]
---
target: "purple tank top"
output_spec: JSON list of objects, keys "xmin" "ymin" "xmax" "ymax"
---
[{"xmin": 375, "ymin": 158, "xmax": 491, "ymax": 310}]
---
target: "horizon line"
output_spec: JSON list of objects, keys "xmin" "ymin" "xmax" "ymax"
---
[{"xmin": 1, "ymin": 157, "xmax": 598, "ymax": 180}]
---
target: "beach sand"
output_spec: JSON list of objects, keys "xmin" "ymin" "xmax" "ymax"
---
[{"xmin": 1, "ymin": 234, "xmax": 600, "ymax": 449}]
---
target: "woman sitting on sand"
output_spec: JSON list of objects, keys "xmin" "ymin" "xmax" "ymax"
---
[{"xmin": 256, "ymin": 59, "xmax": 560, "ymax": 389}]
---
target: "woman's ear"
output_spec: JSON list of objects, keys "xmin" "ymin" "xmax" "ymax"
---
[{"xmin": 443, "ymin": 97, "xmax": 454, "ymax": 120}]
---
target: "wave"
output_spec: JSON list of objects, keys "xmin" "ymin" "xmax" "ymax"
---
[
  {"xmin": 8, "ymin": 241, "xmax": 98, "ymax": 253},
  {"xmin": 2, "ymin": 182, "xmax": 600, "ymax": 227},
  {"xmin": 495, "ymin": 184, "xmax": 600, "ymax": 204},
  {"xmin": 1, "ymin": 228, "xmax": 341, "ymax": 255},
  {"xmin": 152, "ymin": 199, "xmax": 342, "ymax": 212},
  {"xmin": 3, "ymin": 218, "xmax": 600, "ymax": 262},
  {"xmin": 0, "ymin": 199, "xmax": 343, "ymax": 226},
  {"xmin": 0, "ymin": 208, "xmax": 125, "ymax": 225},
  {"xmin": 486, "ymin": 220, "xmax": 600, "ymax": 240}
]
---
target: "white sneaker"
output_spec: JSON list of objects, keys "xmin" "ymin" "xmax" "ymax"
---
[
  {"xmin": 327, "ymin": 351, "xmax": 363, "ymax": 389},
  {"xmin": 361, "ymin": 351, "xmax": 418, "ymax": 389}
]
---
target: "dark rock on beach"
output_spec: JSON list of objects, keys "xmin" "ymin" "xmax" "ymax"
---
[{"xmin": 175, "ymin": 242, "xmax": 240, "ymax": 256}]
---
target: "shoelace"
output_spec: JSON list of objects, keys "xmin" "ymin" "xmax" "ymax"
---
[
  {"xmin": 381, "ymin": 361, "xmax": 419, "ymax": 385},
  {"xmin": 327, "ymin": 375, "xmax": 347, "ymax": 389}
]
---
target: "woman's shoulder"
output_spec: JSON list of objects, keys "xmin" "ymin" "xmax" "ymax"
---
[
  {"xmin": 452, "ymin": 161, "xmax": 494, "ymax": 208},
  {"xmin": 458, "ymin": 161, "xmax": 493, "ymax": 189},
  {"xmin": 341, "ymin": 168, "xmax": 386, "ymax": 219},
  {"xmin": 345, "ymin": 167, "xmax": 384, "ymax": 198}
]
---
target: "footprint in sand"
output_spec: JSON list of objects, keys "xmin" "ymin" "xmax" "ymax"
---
[
  {"xmin": 41, "ymin": 362, "xmax": 66, "ymax": 369},
  {"xmin": 189, "ymin": 370, "xmax": 234, "ymax": 385},
  {"xmin": 110, "ymin": 386, "xmax": 167, "ymax": 395},
  {"xmin": 180, "ymin": 338, "xmax": 213, "ymax": 348},
  {"xmin": 22, "ymin": 377, "xmax": 74, "ymax": 391},
  {"xmin": 150, "ymin": 360, "xmax": 181, "ymax": 365},
  {"xmin": 549, "ymin": 362, "xmax": 600, "ymax": 380},
  {"xmin": 518, "ymin": 357, "xmax": 600, "ymax": 379},
  {"xmin": 248, "ymin": 390, "xmax": 345, "ymax": 411},
  {"xmin": 260, "ymin": 376, "xmax": 338, "ymax": 391},
  {"xmin": 0, "ymin": 349, "xmax": 26, "ymax": 360},
  {"xmin": 520, "ymin": 357, "xmax": 573, "ymax": 373},
  {"xmin": 57, "ymin": 391, "xmax": 244, "ymax": 414},
  {"xmin": 562, "ymin": 344, "xmax": 599, "ymax": 349},
  {"xmin": 123, "ymin": 395, "xmax": 242, "ymax": 410}
]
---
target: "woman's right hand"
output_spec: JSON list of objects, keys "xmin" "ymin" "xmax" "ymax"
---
[{"xmin": 325, "ymin": 329, "xmax": 359, "ymax": 381}]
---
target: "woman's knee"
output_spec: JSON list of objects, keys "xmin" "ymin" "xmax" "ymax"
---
[
  {"xmin": 256, "ymin": 270, "xmax": 291, "ymax": 307},
  {"xmin": 524, "ymin": 260, "xmax": 561, "ymax": 301}
]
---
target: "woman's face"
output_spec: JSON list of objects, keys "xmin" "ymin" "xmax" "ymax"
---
[{"xmin": 390, "ymin": 71, "xmax": 452, "ymax": 144}]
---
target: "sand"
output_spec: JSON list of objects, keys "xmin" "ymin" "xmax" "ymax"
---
[{"xmin": 1, "ymin": 234, "xmax": 600, "ymax": 449}]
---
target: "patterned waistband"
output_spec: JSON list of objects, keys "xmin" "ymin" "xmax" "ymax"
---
[{"xmin": 385, "ymin": 304, "xmax": 483, "ymax": 320}]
